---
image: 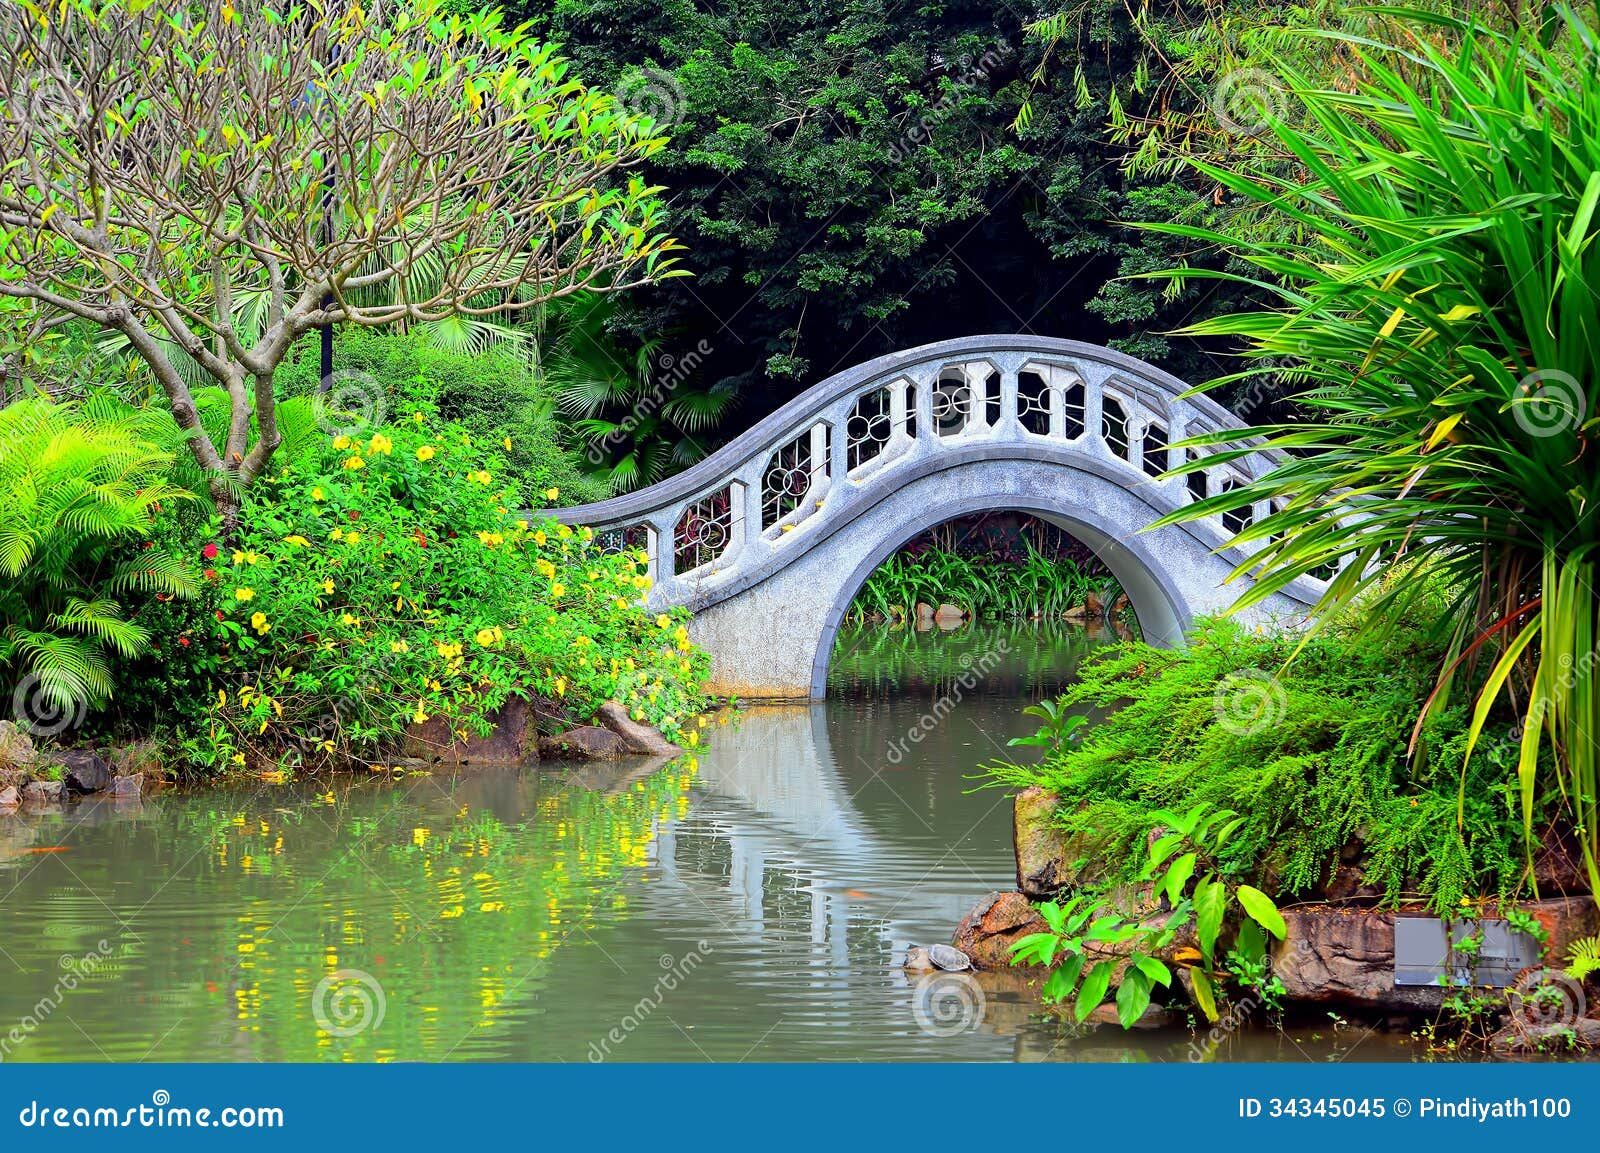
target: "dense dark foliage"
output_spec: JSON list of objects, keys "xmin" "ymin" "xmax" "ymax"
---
[{"xmin": 512, "ymin": 0, "xmax": 1262, "ymax": 441}]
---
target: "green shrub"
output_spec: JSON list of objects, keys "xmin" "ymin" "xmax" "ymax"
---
[
  {"xmin": 274, "ymin": 328, "xmax": 608, "ymax": 506},
  {"xmin": 196, "ymin": 404, "xmax": 708, "ymax": 769},
  {"xmin": 0, "ymin": 394, "xmax": 197, "ymax": 723},
  {"xmin": 987, "ymin": 614, "xmax": 1534, "ymax": 912}
]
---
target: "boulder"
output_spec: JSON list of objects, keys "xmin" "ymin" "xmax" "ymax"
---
[
  {"xmin": 1273, "ymin": 899, "xmax": 1600, "ymax": 1013},
  {"xmin": 915, "ymin": 602, "xmax": 935, "ymax": 625},
  {"xmin": 1533, "ymin": 823, "xmax": 1593, "ymax": 898},
  {"xmin": 109, "ymin": 773, "xmax": 145, "ymax": 798},
  {"xmin": 404, "ymin": 696, "xmax": 540, "ymax": 767},
  {"xmin": 1490, "ymin": 1017, "xmax": 1600, "ymax": 1054},
  {"xmin": 1085, "ymin": 1000, "xmax": 1173, "ymax": 1029},
  {"xmin": 537, "ymin": 726, "xmax": 627, "ymax": 762},
  {"xmin": 21, "ymin": 779, "xmax": 65, "ymax": 806},
  {"xmin": 953, "ymin": 891, "xmax": 1050, "ymax": 971},
  {"xmin": 934, "ymin": 603, "xmax": 966, "ymax": 626},
  {"xmin": 0, "ymin": 721, "xmax": 37, "ymax": 771},
  {"xmin": 1013, "ymin": 787, "xmax": 1075, "ymax": 900},
  {"xmin": 0, "ymin": 786, "xmax": 17, "ymax": 811},
  {"xmin": 60, "ymin": 749, "xmax": 113, "ymax": 794},
  {"xmin": 109, "ymin": 740, "xmax": 162, "ymax": 779},
  {"xmin": 594, "ymin": 701, "xmax": 681, "ymax": 756}
]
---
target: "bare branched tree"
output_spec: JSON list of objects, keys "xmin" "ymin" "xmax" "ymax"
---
[{"xmin": 0, "ymin": 0, "xmax": 682, "ymax": 524}]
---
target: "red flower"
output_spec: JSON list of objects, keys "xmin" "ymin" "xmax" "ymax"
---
[
  {"xmin": 202, "ymin": 542, "xmax": 219, "ymax": 559},
  {"xmin": 214, "ymin": 610, "xmax": 224, "ymax": 621},
  {"xmin": 203, "ymin": 568, "xmax": 217, "ymax": 580},
  {"xmin": 178, "ymin": 636, "xmax": 191, "ymax": 647}
]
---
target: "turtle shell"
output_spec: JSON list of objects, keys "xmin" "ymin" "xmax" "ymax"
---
[{"xmin": 928, "ymin": 944, "xmax": 973, "ymax": 971}]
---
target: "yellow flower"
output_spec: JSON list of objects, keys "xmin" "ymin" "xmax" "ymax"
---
[
  {"xmin": 657, "ymin": 614, "xmax": 671, "ymax": 629},
  {"xmin": 329, "ymin": 526, "xmax": 344, "ymax": 541},
  {"xmin": 311, "ymin": 486, "xmax": 325, "ymax": 501},
  {"xmin": 633, "ymin": 575, "xmax": 651, "ymax": 590},
  {"xmin": 533, "ymin": 530, "xmax": 547, "ymax": 545},
  {"xmin": 550, "ymin": 583, "xmax": 565, "ymax": 598},
  {"xmin": 344, "ymin": 455, "xmax": 365, "ymax": 470},
  {"xmin": 369, "ymin": 433, "xmax": 393, "ymax": 455},
  {"xmin": 556, "ymin": 524, "xmax": 573, "ymax": 539},
  {"xmin": 333, "ymin": 435, "xmax": 351, "ymax": 450},
  {"xmin": 471, "ymin": 470, "xmax": 491, "ymax": 485},
  {"xmin": 502, "ymin": 436, "xmax": 513, "ymax": 451},
  {"xmin": 321, "ymin": 578, "xmax": 335, "ymax": 594},
  {"xmin": 250, "ymin": 611, "xmax": 269, "ymax": 634},
  {"xmin": 390, "ymin": 640, "xmax": 409, "ymax": 653},
  {"xmin": 416, "ymin": 445, "xmax": 437, "ymax": 462},
  {"xmin": 234, "ymin": 587, "xmax": 255, "ymax": 601},
  {"xmin": 341, "ymin": 612, "xmax": 359, "ymax": 626},
  {"xmin": 412, "ymin": 412, "xmax": 424, "ymax": 424},
  {"xmin": 345, "ymin": 532, "xmax": 361, "ymax": 545},
  {"xmin": 614, "ymin": 598, "xmax": 629, "ymax": 610},
  {"xmin": 232, "ymin": 549, "xmax": 245, "ymax": 564},
  {"xmin": 544, "ymin": 487, "xmax": 559, "ymax": 501},
  {"xmin": 535, "ymin": 559, "xmax": 556, "ymax": 579},
  {"xmin": 474, "ymin": 628, "xmax": 497, "ymax": 647},
  {"xmin": 412, "ymin": 826, "xmax": 430, "ymax": 845},
  {"xmin": 579, "ymin": 526, "xmax": 593, "ymax": 542}
]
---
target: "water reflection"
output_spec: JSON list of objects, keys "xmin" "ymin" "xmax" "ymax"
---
[{"xmin": 0, "ymin": 623, "xmax": 1426, "ymax": 1062}]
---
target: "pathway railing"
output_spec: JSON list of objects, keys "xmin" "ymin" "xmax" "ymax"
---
[{"xmin": 555, "ymin": 335, "xmax": 1295, "ymax": 609}]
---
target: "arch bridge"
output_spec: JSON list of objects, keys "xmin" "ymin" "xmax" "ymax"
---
[{"xmin": 555, "ymin": 336, "xmax": 1319, "ymax": 698}]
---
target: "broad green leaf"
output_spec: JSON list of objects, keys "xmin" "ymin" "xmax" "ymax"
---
[{"xmin": 1236, "ymin": 885, "xmax": 1286, "ymax": 940}]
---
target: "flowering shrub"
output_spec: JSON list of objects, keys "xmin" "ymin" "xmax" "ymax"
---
[{"xmin": 199, "ymin": 405, "xmax": 708, "ymax": 768}]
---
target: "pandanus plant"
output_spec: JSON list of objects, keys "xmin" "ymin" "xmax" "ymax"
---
[{"xmin": 1144, "ymin": 8, "xmax": 1600, "ymax": 897}]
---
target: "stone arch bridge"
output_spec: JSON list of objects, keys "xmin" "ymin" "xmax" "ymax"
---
[{"xmin": 555, "ymin": 335, "xmax": 1319, "ymax": 698}]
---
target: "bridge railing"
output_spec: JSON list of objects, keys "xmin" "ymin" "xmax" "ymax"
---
[{"xmin": 559, "ymin": 337, "xmax": 1303, "ymax": 608}]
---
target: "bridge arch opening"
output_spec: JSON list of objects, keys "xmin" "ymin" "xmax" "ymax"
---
[{"xmin": 810, "ymin": 497, "xmax": 1191, "ymax": 700}]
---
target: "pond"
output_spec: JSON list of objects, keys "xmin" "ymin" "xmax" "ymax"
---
[{"xmin": 0, "ymin": 621, "xmax": 1421, "ymax": 1062}]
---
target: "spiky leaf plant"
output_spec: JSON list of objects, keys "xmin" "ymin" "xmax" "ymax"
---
[{"xmin": 1143, "ymin": 7, "xmax": 1600, "ymax": 899}]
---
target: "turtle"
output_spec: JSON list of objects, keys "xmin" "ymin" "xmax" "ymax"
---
[
  {"xmin": 928, "ymin": 944, "xmax": 973, "ymax": 971},
  {"xmin": 903, "ymin": 946, "xmax": 935, "ymax": 972}
]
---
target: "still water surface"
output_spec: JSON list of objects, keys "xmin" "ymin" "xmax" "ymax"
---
[{"xmin": 0, "ymin": 623, "xmax": 1420, "ymax": 1061}]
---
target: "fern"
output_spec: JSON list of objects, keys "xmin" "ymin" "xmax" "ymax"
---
[
  {"xmin": 0, "ymin": 395, "xmax": 198, "ymax": 723},
  {"xmin": 1566, "ymin": 937, "xmax": 1600, "ymax": 983}
]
